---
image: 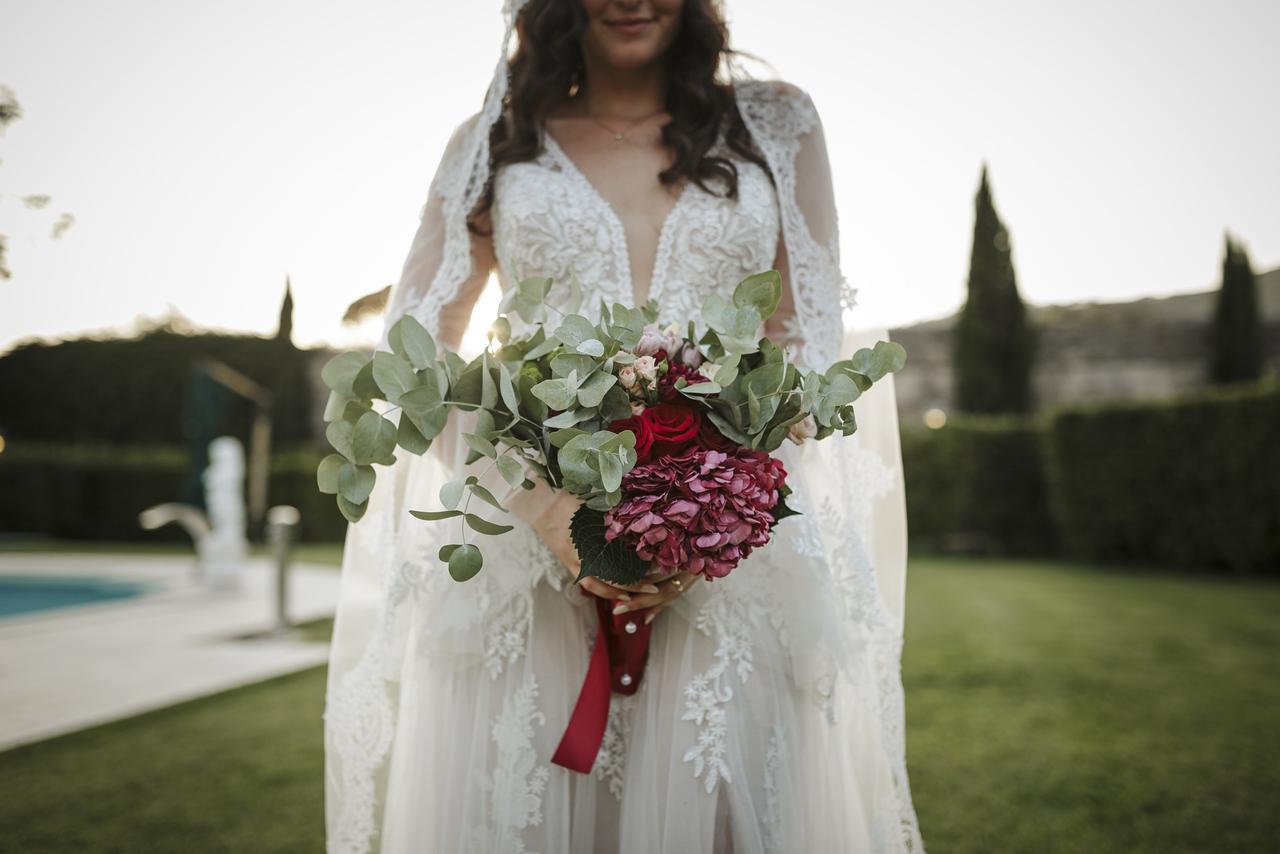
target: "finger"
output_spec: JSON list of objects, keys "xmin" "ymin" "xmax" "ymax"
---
[
  {"xmin": 602, "ymin": 578, "xmax": 660, "ymax": 594},
  {"xmin": 643, "ymin": 603, "xmax": 666, "ymax": 624},
  {"xmin": 579, "ymin": 576, "xmax": 632, "ymax": 601},
  {"xmin": 611, "ymin": 590, "xmax": 674, "ymax": 614}
]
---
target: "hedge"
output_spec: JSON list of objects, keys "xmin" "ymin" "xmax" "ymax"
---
[
  {"xmin": 0, "ymin": 327, "xmax": 319, "ymax": 446},
  {"xmin": 1044, "ymin": 378, "xmax": 1280, "ymax": 573},
  {"xmin": 0, "ymin": 443, "xmax": 347, "ymax": 543},
  {"xmin": 901, "ymin": 414, "xmax": 1058, "ymax": 556}
]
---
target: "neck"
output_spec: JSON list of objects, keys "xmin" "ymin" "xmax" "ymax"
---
[{"xmin": 577, "ymin": 55, "xmax": 668, "ymax": 120}]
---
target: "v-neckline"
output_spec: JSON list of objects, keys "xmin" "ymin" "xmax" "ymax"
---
[{"xmin": 542, "ymin": 130, "xmax": 689, "ymax": 308}]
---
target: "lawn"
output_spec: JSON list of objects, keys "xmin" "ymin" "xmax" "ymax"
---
[{"xmin": 0, "ymin": 554, "xmax": 1276, "ymax": 853}]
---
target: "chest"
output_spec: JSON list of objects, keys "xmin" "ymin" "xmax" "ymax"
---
[{"xmin": 490, "ymin": 132, "xmax": 781, "ymax": 326}]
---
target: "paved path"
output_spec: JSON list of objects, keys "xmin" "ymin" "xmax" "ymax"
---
[{"xmin": 0, "ymin": 552, "xmax": 340, "ymax": 751}]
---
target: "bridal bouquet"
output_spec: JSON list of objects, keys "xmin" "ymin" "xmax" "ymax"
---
[{"xmin": 317, "ymin": 271, "xmax": 905, "ymax": 586}]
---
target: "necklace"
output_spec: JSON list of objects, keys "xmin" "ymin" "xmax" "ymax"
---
[{"xmin": 584, "ymin": 107, "xmax": 665, "ymax": 142}]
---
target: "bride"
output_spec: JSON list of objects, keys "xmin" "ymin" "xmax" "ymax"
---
[{"xmin": 324, "ymin": 1, "xmax": 924, "ymax": 852}]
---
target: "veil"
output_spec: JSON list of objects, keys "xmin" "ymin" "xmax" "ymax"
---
[{"xmin": 324, "ymin": 3, "xmax": 917, "ymax": 852}]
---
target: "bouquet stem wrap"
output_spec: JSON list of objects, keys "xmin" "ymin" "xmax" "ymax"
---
[{"xmin": 551, "ymin": 593, "xmax": 653, "ymax": 773}]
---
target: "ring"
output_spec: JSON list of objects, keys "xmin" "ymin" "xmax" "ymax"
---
[{"xmin": 669, "ymin": 576, "xmax": 685, "ymax": 592}]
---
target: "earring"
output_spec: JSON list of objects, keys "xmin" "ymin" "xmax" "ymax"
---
[{"xmin": 567, "ymin": 65, "xmax": 582, "ymax": 97}]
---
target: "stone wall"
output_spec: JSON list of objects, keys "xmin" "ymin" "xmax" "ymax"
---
[{"xmin": 889, "ymin": 268, "xmax": 1280, "ymax": 427}]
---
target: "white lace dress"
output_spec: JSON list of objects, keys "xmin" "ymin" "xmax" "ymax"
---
[{"xmin": 324, "ymin": 80, "xmax": 924, "ymax": 854}]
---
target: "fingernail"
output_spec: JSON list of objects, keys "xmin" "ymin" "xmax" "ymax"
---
[
  {"xmin": 644, "ymin": 612, "xmax": 656, "ymax": 624},
  {"xmin": 613, "ymin": 603, "xmax": 630, "ymax": 615},
  {"xmin": 638, "ymin": 584, "xmax": 659, "ymax": 594},
  {"xmin": 616, "ymin": 593, "xmax": 631, "ymax": 601}
]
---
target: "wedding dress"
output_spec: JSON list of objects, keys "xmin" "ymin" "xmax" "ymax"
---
[{"xmin": 323, "ymin": 6, "xmax": 923, "ymax": 854}]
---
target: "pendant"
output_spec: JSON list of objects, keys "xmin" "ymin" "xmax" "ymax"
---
[{"xmin": 614, "ymin": 132, "xmax": 624, "ymax": 141}]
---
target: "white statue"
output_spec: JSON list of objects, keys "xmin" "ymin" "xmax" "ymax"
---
[{"xmin": 201, "ymin": 436, "xmax": 248, "ymax": 591}]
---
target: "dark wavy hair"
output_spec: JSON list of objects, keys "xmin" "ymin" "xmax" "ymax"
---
[{"xmin": 468, "ymin": 0, "xmax": 771, "ymax": 233}]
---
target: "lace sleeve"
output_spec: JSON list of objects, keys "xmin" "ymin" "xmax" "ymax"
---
[
  {"xmin": 738, "ymin": 80, "xmax": 852, "ymax": 368},
  {"xmin": 381, "ymin": 114, "xmax": 495, "ymax": 354}
]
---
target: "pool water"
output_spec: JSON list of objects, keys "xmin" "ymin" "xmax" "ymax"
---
[{"xmin": 0, "ymin": 575, "xmax": 152, "ymax": 618}]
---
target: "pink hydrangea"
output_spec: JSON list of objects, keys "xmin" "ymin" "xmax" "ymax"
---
[{"xmin": 602, "ymin": 446, "xmax": 788, "ymax": 580}]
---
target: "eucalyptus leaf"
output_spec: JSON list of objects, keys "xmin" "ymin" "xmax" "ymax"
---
[
  {"xmin": 465, "ymin": 481, "xmax": 508, "ymax": 512},
  {"xmin": 338, "ymin": 462, "xmax": 376, "ymax": 505},
  {"xmin": 397, "ymin": 413, "xmax": 431, "ymax": 455},
  {"xmin": 393, "ymin": 314, "xmax": 437, "ymax": 369},
  {"xmin": 325, "ymin": 419, "xmax": 355, "ymax": 460},
  {"xmin": 496, "ymin": 453, "xmax": 525, "ymax": 488},
  {"xmin": 321, "ymin": 352, "xmax": 368, "ymax": 396},
  {"xmin": 316, "ymin": 454, "xmax": 344, "ymax": 494},
  {"xmin": 409, "ymin": 508, "xmax": 464, "ymax": 521},
  {"xmin": 336, "ymin": 494, "xmax": 368, "ymax": 523},
  {"xmin": 447, "ymin": 543, "xmax": 483, "ymax": 582},
  {"xmin": 463, "ymin": 432, "xmax": 498, "ymax": 459},
  {"xmin": 439, "ymin": 478, "xmax": 465, "ymax": 510},
  {"xmin": 351, "ymin": 410, "xmax": 398, "ymax": 465},
  {"xmin": 372, "ymin": 351, "xmax": 419, "ymax": 403},
  {"xmin": 464, "ymin": 513, "xmax": 515, "ymax": 535}
]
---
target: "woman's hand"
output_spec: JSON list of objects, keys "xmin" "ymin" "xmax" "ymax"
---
[
  {"xmin": 515, "ymin": 487, "xmax": 660, "ymax": 599},
  {"xmin": 604, "ymin": 565, "xmax": 701, "ymax": 625}
]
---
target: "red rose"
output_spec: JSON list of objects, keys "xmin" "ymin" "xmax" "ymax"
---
[
  {"xmin": 643, "ymin": 403, "xmax": 702, "ymax": 460},
  {"xmin": 696, "ymin": 416, "xmax": 738, "ymax": 453},
  {"xmin": 607, "ymin": 413, "xmax": 655, "ymax": 462}
]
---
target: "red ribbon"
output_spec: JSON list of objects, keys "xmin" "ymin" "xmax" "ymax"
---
[{"xmin": 551, "ymin": 593, "xmax": 652, "ymax": 773}]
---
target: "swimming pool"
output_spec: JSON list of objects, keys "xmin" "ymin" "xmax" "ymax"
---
[{"xmin": 0, "ymin": 575, "xmax": 152, "ymax": 618}]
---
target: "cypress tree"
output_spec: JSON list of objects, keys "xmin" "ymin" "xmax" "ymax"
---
[
  {"xmin": 953, "ymin": 163, "xmax": 1037, "ymax": 414},
  {"xmin": 276, "ymin": 277, "xmax": 295, "ymax": 345},
  {"xmin": 1208, "ymin": 232, "xmax": 1262, "ymax": 383}
]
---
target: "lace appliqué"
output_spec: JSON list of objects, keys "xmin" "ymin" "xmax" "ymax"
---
[
  {"xmin": 468, "ymin": 672, "xmax": 551, "ymax": 854},
  {"xmin": 681, "ymin": 575, "xmax": 788, "ymax": 794},
  {"xmin": 762, "ymin": 723, "xmax": 787, "ymax": 854},
  {"xmin": 592, "ymin": 692, "xmax": 634, "ymax": 800}
]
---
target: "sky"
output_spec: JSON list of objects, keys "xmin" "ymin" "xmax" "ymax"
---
[{"xmin": 1, "ymin": 0, "xmax": 1277, "ymax": 354}]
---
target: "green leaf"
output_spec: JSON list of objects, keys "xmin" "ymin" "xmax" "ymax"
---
[
  {"xmin": 464, "ymin": 513, "xmax": 514, "ymax": 535},
  {"xmin": 677, "ymin": 381, "xmax": 721, "ymax": 396},
  {"xmin": 409, "ymin": 508, "xmax": 464, "ymax": 521},
  {"xmin": 397, "ymin": 414, "xmax": 431, "ymax": 455},
  {"xmin": 372, "ymin": 351, "xmax": 419, "ymax": 403},
  {"xmin": 438, "ymin": 543, "xmax": 462, "ymax": 562},
  {"xmin": 496, "ymin": 361, "xmax": 521, "ymax": 416},
  {"xmin": 463, "ymin": 432, "xmax": 497, "ymax": 459},
  {"xmin": 733, "ymin": 269, "xmax": 783, "ymax": 320},
  {"xmin": 496, "ymin": 454, "xmax": 525, "ymax": 487},
  {"xmin": 480, "ymin": 353, "xmax": 498, "ymax": 409},
  {"xmin": 337, "ymin": 462, "xmax": 376, "ymax": 505},
  {"xmin": 549, "ymin": 427, "xmax": 588, "ymax": 448},
  {"xmin": 576, "ymin": 338, "xmax": 605, "ymax": 357},
  {"xmin": 439, "ymin": 478, "xmax": 465, "ymax": 510},
  {"xmin": 489, "ymin": 315, "xmax": 511, "ymax": 345},
  {"xmin": 352, "ymin": 361, "xmax": 381, "ymax": 400},
  {"xmin": 389, "ymin": 314, "xmax": 437, "ymax": 369},
  {"xmin": 352, "ymin": 411, "xmax": 397, "ymax": 465},
  {"xmin": 466, "ymin": 481, "xmax": 509, "ymax": 512},
  {"xmin": 577, "ymin": 370, "xmax": 617, "ymax": 408},
  {"xmin": 447, "ymin": 544, "xmax": 483, "ymax": 582},
  {"xmin": 316, "ymin": 454, "xmax": 344, "ymax": 494},
  {"xmin": 770, "ymin": 493, "xmax": 802, "ymax": 525},
  {"xmin": 545, "ymin": 408, "xmax": 589, "ymax": 429},
  {"xmin": 336, "ymin": 494, "xmax": 368, "ymax": 523},
  {"xmin": 569, "ymin": 504, "xmax": 648, "ymax": 585},
  {"xmin": 599, "ymin": 451, "xmax": 623, "ymax": 493},
  {"xmin": 321, "ymin": 351, "xmax": 368, "ymax": 395},
  {"xmin": 531, "ymin": 377, "xmax": 578, "ymax": 411},
  {"xmin": 325, "ymin": 419, "xmax": 355, "ymax": 459},
  {"xmin": 553, "ymin": 314, "xmax": 598, "ymax": 349}
]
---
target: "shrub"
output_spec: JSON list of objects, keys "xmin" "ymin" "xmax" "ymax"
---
[
  {"xmin": 901, "ymin": 413, "xmax": 1057, "ymax": 555},
  {"xmin": 0, "ymin": 442, "xmax": 346, "ymax": 543},
  {"xmin": 1044, "ymin": 379, "xmax": 1280, "ymax": 572}
]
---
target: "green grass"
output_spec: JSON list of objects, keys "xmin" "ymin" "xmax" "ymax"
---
[
  {"xmin": 0, "ymin": 554, "xmax": 1277, "ymax": 852},
  {"xmin": 904, "ymin": 557, "xmax": 1280, "ymax": 853}
]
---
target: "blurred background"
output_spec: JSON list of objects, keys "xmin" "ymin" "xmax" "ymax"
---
[{"xmin": 0, "ymin": 1, "xmax": 1277, "ymax": 852}]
